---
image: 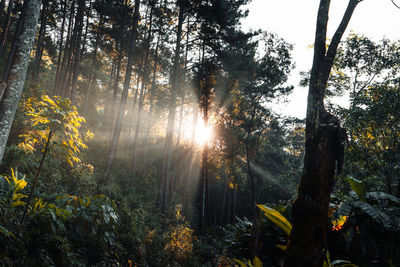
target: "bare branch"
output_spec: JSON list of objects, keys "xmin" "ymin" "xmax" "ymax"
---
[{"xmin": 392, "ymin": 0, "xmax": 400, "ymax": 9}]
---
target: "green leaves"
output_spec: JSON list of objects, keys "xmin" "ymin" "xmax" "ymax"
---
[
  {"xmin": 257, "ymin": 204, "xmax": 292, "ymax": 236},
  {"xmin": 346, "ymin": 176, "xmax": 366, "ymax": 199}
]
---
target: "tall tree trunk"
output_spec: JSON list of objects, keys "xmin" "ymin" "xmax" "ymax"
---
[
  {"xmin": 2, "ymin": 0, "xmax": 28, "ymax": 80},
  {"xmin": 219, "ymin": 171, "xmax": 229, "ymax": 225},
  {"xmin": 57, "ymin": 0, "xmax": 75, "ymax": 96},
  {"xmin": 80, "ymin": 0, "xmax": 91, "ymax": 58},
  {"xmin": 159, "ymin": 0, "xmax": 185, "ymax": 213},
  {"xmin": 142, "ymin": 0, "xmax": 165, "ymax": 164},
  {"xmin": 175, "ymin": 16, "xmax": 190, "ymax": 147},
  {"xmin": 0, "ymin": 0, "xmax": 41, "ymax": 163},
  {"xmin": 32, "ymin": 0, "xmax": 50, "ymax": 81},
  {"xmin": 101, "ymin": 0, "xmax": 140, "ymax": 185},
  {"xmin": 131, "ymin": 2, "xmax": 155, "ymax": 182},
  {"xmin": 284, "ymin": 1, "xmax": 360, "ymax": 266},
  {"xmin": 69, "ymin": 0, "xmax": 85, "ymax": 103},
  {"xmin": 0, "ymin": 0, "xmax": 14, "ymax": 59},
  {"xmin": 52, "ymin": 0, "xmax": 67, "ymax": 95},
  {"xmin": 82, "ymin": 12, "xmax": 103, "ymax": 116}
]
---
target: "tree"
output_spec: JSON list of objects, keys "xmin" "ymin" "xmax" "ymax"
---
[
  {"xmin": 0, "ymin": 0, "xmax": 42, "ymax": 164},
  {"xmin": 102, "ymin": 0, "xmax": 141, "ymax": 185},
  {"xmin": 284, "ymin": 1, "xmax": 362, "ymax": 266}
]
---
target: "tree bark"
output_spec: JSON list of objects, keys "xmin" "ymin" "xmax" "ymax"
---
[
  {"xmin": 159, "ymin": 0, "xmax": 185, "ymax": 213},
  {"xmin": 82, "ymin": 12, "xmax": 103, "ymax": 116},
  {"xmin": 131, "ymin": 2, "xmax": 155, "ymax": 182},
  {"xmin": 32, "ymin": 0, "xmax": 50, "ymax": 81},
  {"xmin": 0, "ymin": 0, "xmax": 41, "ymax": 163},
  {"xmin": 69, "ymin": 0, "xmax": 86, "ymax": 103},
  {"xmin": 0, "ymin": 0, "xmax": 14, "ymax": 59},
  {"xmin": 52, "ymin": 0, "xmax": 67, "ymax": 95},
  {"xmin": 2, "ymin": 0, "xmax": 28, "ymax": 80},
  {"xmin": 284, "ymin": 1, "xmax": 361, "ymax": 266},
  {"xmin": 101, "ymin": 0, "xmax": 141, "ymax": 185}
]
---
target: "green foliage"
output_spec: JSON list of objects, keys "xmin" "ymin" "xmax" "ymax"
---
[
  {"xmin": 330, "ymin": 176, "xmax": 400, "ymax": 266},
  {"xmin": 257, "ymin": 204, "xmax": 292, "ymax": 236},
  {"xmin": 0, "ymin": 172, "xmax": 123, "ymax": 266}
]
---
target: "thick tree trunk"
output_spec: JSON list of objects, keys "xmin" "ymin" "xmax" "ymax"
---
[
  {"xmin": 101, "ymin": 0, "xmax": 140, "ymax": 185},
  {"xmin": 284, "ymin": 1, "xmax": 360, "ymax": 266},
  {"xmin": 0, "ymin": 0, "xmax": 41, "ymax": 163}
]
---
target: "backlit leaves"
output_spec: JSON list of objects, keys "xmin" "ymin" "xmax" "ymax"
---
[{"xmin": 18, "ymin": 95, "xmax": 92, "ymax": 167}]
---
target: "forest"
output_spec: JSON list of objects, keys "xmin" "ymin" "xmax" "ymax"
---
[{"xmin": 0, "ymin": 0, "xmax": 399, "ymax": 266}]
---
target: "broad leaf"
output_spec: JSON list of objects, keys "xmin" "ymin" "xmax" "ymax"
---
[
  {"xmin": 346, "ymin": 176, "xmax": 366, "ymax": 199},
  {"xmin": 257, "ymin": 204, "xmax": 292, "ymax": 236}
]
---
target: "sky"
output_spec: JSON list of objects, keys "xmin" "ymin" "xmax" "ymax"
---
[{"xmin": 241, "ymin": 0, "xmax": 400, "ymax": 118}]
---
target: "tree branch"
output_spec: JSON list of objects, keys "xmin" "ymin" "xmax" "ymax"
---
[{"xmin": 325, "ymin": 0, "xmax": 361, "ymax": 71}]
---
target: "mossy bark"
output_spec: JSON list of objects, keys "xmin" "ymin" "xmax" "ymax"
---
[{"xmin": 0, "ymin": 0, "xmax": 41, "ymax": 163}]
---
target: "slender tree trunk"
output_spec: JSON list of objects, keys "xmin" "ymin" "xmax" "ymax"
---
[
  {"xmin": 0, "ymin": 0, "xmax": 14, "ymax": 59},
  {"xmin": 2, "ymin": 0, "xmax": 28, "ymax": 80},
  {"xmin": 0, "ymin": 0, "xmax": 41, "ymax": 163},
  {"xmin": 143, "ymin": 24, "xmax": 164, "ymax": 164},
  {"xmin": 82, "ymin": 12, "xmax": 103, "ymax": 116},
  {"xmin": 284, "ymin": 1, "xmax": 360, "ymax": 266},
  {"xmin": 80, "ymin": 0, "xmax": 91, "ymax": 58},
  {"xmin": 103, "ymin": 59, "xmax": 115, "ymax": 135},
  {"xmin": 57, "ymin": 0, "xmax": 75, "ymax": 96},
  {"xmin": 101, "ymin": 0, "xmax": 140, "ymax": 185},
  {"xmin": 219, "ymin": 172, "xmax": 229, "ymax": 225},
  {"xmin": 21, "ymin": 130, "xmax": 53, "ymax": 224},
  {"xmin": 111, "ymin": 45, "xmax": 123, "ymax": 134},
  {"xmin": 159, "ymin": 1, "xmax": 185, "ymax": 213},
  {"xmin": 175, "ymin": 16, "xmax": 190, "ymax": 147},
  {"xmin": 131, "ymin": 2, "xmax": 155, "ymax": 182},
  {"xmin": 32, "ymin": 0, "xmax": 50, "ymax": 81},
  {"xmin": 53, "ymin": 0, "xmax": 67, "ymax": 95},
  {"xmin": 0, "ymin": 0, "xmax": 5, "ymax": 16},
  {"xmin": 245, "ymin": 143, "xmax": 256, "ymax": 218},
  {"xmin": 69, "ymin": 0, "xmax": 86, "ymax": 103}
]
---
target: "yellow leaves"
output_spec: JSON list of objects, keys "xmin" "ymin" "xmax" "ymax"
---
[
  {"xmin": 34, "ymin": 198, "xmax": 46, "ymax": 211},
  {"xmin": 19, "ymin": 94, "xmax": 90, "ymax": 168},
  {"xmin": 257, "ymin": 204, "xmax": 292, "ymax": 236},
  {"xmin": 235, "ymin": 256, "xmax": 263, "ymax": 267},
  {"xmin": 164, "ymin": 225, "xmax": 196, "ymax": 262},
  {"xmin": 276, "ymin": 244, "xmax": 287, "ymax": 251},
  {"xmin": 15, "ymin": 180, "xmax": 27, "ymax": 192},
  {"xmin": 2, "ymin": 169, "xmax": 28, "ymax": 207},
  {"xmin": 229, "ymin": 182, "xmax": 238, "ymax": 190},
  {"xmin": 331, "ymin": 215, "xmax": 348, "ymax": 231},
  {"xmin": 10, "ymin": 168, "xmax": 27, "ymax": 192},
  {"xmin": 12, "ymin": 193, "xmax": 27, "ymax": 201},
  {"xmin": 11, "ymin": 200, "xmax": 26, "ymax": 207}
]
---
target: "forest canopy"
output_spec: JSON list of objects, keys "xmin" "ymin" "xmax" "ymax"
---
[{"xmin": 0, "ymin": 0, "xmax": 399, "ymax": 266}]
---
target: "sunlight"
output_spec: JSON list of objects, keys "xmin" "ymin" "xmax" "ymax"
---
[
  {"xmin": 182, "ymin": 118, "xmax": 214, "ymax": 146},
  {"xmin": 195, "ymin": 119, "xmax": 213, "ymax": 146}
]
